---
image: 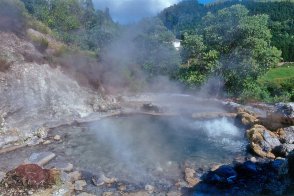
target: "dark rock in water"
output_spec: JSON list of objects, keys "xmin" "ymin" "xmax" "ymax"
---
[
  {"xmin": 235, "ymin": 161, "xmax": 259, "ymax": 176},
  {"xmin": 288, "ymin": 151, "xmax": 294, "ymax": 179},
  {"xmin": 270, "ymin": 159, "xmax": 288, "ymax": 175},
  {"xmin": 141, "ymin": 103, "xmax": 161, "ymax": 113},
  {"xmin": 274, "ymin": 144, "xmax": 294, "ymax": 157},
  {"xmin": 204, "ymin": 165, "xmax": 237, "ymax": 185},
  {"xmin": 192, "ymin": 158, "xmax": 291, "ymax": 196}
]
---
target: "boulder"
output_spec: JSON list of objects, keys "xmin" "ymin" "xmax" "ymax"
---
[
  {"xmin": 280, "ymin": 126, "xmax": 294, "ymax": 144},
  {"xmin": 246, "ymin": 125, "xmax": 280, "ymax": 158},
  {"xmin": 235, "ymin": 161, "xmax": 259, "ymax": 176},
  {"xmin": 204, "ymin": 165, "xmax": 237, "ymax": 185},
  {"xmin": 270, "ymin": 159, "xmax": 288, "ymax": 176},
  {"xmin": 141, "ymin": 103, "xmax": 161, "ymax": 113},
  {"xmin": 276, "ymin": 103, "xmax": 294, "ymax": 118},
  {"xmin": 265, "ymin": 103, "xmax": 294, "ymax": 128},
  {"xmin": 274, "ymin": 144, "xmax": 294, "ymax": 157},
  {"xmin": 3, "ymin": 164, "xmax": 60, "ymax": 188},
  {"xmin": 236, "ymin": 111, "xmax": 258, "ymax": 127}
]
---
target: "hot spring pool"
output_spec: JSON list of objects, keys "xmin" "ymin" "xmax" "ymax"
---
[
  {"xmin": 48, "ymin": 115, "xmax": 246, "ymax": 184},
  {"xmin": 0, "ymin": 114, "xmax": 247, "ymax": 190}
]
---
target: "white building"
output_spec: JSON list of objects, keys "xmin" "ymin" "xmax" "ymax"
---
[{"xmin": 172, "ymin": 39, "xmax": 181, "ymax": 51}]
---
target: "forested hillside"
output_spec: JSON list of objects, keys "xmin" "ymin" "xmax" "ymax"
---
[
  {"xmin": 4, "ymin": 0, "xmax": 293, "ymax": 102},
  {"xmin": 159, "ymin": 0, "xmax": 294, "ymax": 102},
  {"xmin": 160, "ymin": 0, "xmax": 294, "ymax": 62}
]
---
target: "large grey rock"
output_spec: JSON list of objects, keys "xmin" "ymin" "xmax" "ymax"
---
[
  {"xmin": 24, "ymin": 152, "xmax": 56, "ymax": 166},
  {"xmin": 260, "ymin": 103, "xmax": 294, "ymax": 130},
  {"xmin": 276, "ymin": 103, "xmax": 294, "ymax": 118},
  {"xmin": 282, "ymin": 126, "xmax": 294, "ymax": 144},
  {"xmin": 270, "ymin": 103, "xmax": 294, "ymax": 126},
  {"xmin": 246, "ymin": 125, "xmax": 279, "ymax": 158},
  {"xmin": 263, "ymin": 131, "xmax": 281, "ymax": 148}
]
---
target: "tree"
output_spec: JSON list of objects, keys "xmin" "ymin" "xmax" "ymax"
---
[
  {"xmin": 179, "ymin": 32, "xmax": 219, "ymax": 86},
  {"xmin": 178, "ymin": 5, "xmax": 281, "ymax": 95},
  {"xmin": 134, "ymin": 18, "xmax": 181, "ymax": 78}
]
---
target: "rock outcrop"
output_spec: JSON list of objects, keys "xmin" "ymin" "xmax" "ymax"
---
[
  {"xmin": 236, "ymin": 110, "xmax": 259, "ymax": 127},
  {"xmin": 262, "ymin": 103, "xmax": 294, "ymax": 129},
  {"xmin": 194, "ymin": 159, "xmax": 290, "ymax": 195},
  {"xmin": 280, "ymin": 126, "xmax": 294, "ymax": 144},
  {"xmin": 0, "ymin": 32, "xmax": 116, "ymax": 150},
  {"xmin": 246, "ymin": 124, "xmax": 281, "ymax": 158},
  {"xmin": 273, "ymin": 126, "xmax": 294, "ymax": 156}
]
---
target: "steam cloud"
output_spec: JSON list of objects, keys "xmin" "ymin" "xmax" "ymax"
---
[{"xmin": 88, "ymin": 116, "xmax": 245, "ymax": 183}]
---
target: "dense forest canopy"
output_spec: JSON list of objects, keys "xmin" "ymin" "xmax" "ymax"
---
[
  {"xmin": 159, "ymin": 0, "xmax": 294, "ymax": 62},
  {"xmin": 159, "ymin": 0, "xmax": 294, "ymax": 101}
]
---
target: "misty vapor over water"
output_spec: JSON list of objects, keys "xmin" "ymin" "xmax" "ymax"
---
[{"xmin": 85, "ymin": 115, "xmax": 245, "ymax": 183}]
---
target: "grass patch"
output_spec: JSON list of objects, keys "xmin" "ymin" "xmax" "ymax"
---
[
  {"xmin": 259, "ymin": 64, "xmax": 294, "ymax": 84},
  {"xmin": 254, "ymin": 63, "xmax": 294, "ymax": 102}
]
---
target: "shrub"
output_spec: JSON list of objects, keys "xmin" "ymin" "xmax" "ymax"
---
[
  {"xmin": 240, "ymin": 81, "xmax": 271, "ymax": 103},
  {"xmin": 27, "ymin": 19, "xmax": 52, "ymax": 35}
]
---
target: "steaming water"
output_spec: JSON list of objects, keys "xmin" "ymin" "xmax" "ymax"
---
[
  {"xmin": 48, "ymin": 115, "xmax": 246, "ymax": 185},
  {"xmin": 0, "ymin": 114, "xmax": 247, "ymax": 191}
]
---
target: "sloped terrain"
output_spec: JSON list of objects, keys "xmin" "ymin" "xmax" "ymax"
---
[{"xmin": 0, "ymin": 32, "xmax": 116, "ymax": 149}]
